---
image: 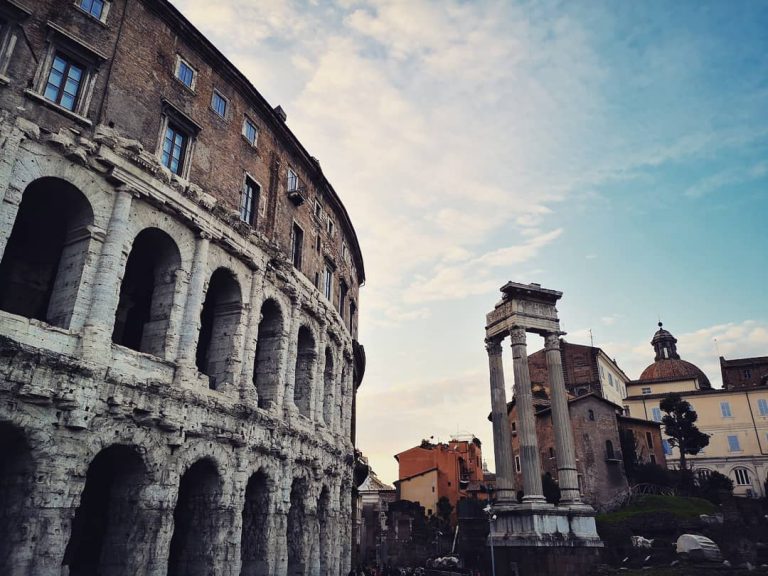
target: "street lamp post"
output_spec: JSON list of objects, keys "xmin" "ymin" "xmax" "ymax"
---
[{"xmin": 483, "ymin": 505, "xmax": 496, "ymax": 576}]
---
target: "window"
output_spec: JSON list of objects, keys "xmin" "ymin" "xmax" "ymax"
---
[
  {"xmin": 290, "ymin": 224, "xmax": 303, "ymax": 269},
  {"xmin": 326, "ymin": 217, "xmax": 335, "ymax": 237},
  {"xmin": 511, "ymin": 422, "xmax": 516, "ymax": 432},
  {"xmin": 239, "ymin": 177, "xmax": 259, "ymax": 226},
  {"xmin": 727, "ymin": 435, "xmax": 741, "ymax": 452},
  {"xmin": 342, "ymin": 242, "xmax": 349, "ymax": 264},
  {"xmin": 623, "ymin": 405, "xmax": 630, "ymax": 416},
  {"xmin": 78, "ymin": 0, "xmax": 106, "ymax": 19},
  {"xmin": 514, "ymin": 455, "xmax": 521, "ymax": 473},
  {"xmin": 323, "ymin": 265, "xmax": 333, "ymax": 300},
  {"xmin": 211, "ymin": 90, "xmax": 227, "ymax": 118},
  {"xmin": 720, "ymin": 401, "xmax": 732, "ymax": 418},
  {"xmin": 314, "ymin": 200, "xmax": 323, "ymax": 220},
  {"xmin": 642, "ymin": 387, "xmax": 652, "ymax": 395},
  {"xmin": 662, "ymin": 439, "xmax": 672, "ymax": 455},
  {"xmin": 243, "ymin": 118, "xmax": 258, "ymax": 146},
  {"xmin": 44, "ymin": 54, "xmax": 84, "ymax": 112},
  {"xmin": 608, "ymin": 373, "xmax": 614, "ymax": 388},
  {"xmin": 758, "ymin": 398, "xmax": 768, "ymax": 416},
  {"xmin": 287, "ymin": 167, "xmax": 299, "ymax": 192},
  {"xmin": 161, "ymin": 123, "xmax": 188, "ymax": 175},
  {"xmin": 733, "ymin": 468, "xmax": 751, "ymax": 486},
  {"xmin": 587, "ymin": 409, "xmax": 595, "ymax": 421},
  {"xmin": 651, "ymin": 407, "xmax": 662, "ymax": 422},
  {"xmin": 605, "ymin": 440, "xmax": 615, "ymax": 460},
  {"xmin": 315, "ymin": 235, "xmax": 321, "ymax": 253},
  {"xmin": 744, "ymin": 369, "xmax": 752, "ymax": 379},
  {"xmin": 548, "ymin": 447, "xmax": 555, "ymax": 459},
  {"xmin": 646, "ymin": 431, "xmax": 654, "ymax": 449},
  {"xmin": 175, "ymin": 57, "xmax": 195, "ymax": 89}
]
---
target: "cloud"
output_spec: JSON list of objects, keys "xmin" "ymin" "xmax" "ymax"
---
[{"xmin": 684, "ymin": 161, "xmax": 768, "ymax": 198}]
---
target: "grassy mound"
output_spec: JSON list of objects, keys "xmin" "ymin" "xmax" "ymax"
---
[{"xmin": 597, "ymin": 495, "xmax": 717, "ymax": 525}]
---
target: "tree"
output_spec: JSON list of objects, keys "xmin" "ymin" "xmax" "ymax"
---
[
  {"xmin": 619, "ymin": 428, "xmax": 640, "ymax": 482},
  {"xmin": 659, "ymin": 392, "xmax": 710, "ymax": 471},
  {"xmin": 436, "ymin": 496, "xmax": 453, "ymax": 526}
]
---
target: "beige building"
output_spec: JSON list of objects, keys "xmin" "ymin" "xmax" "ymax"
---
[{"xmin": 624, "ymin": 323, "xmax": 768, "ymax": 498}]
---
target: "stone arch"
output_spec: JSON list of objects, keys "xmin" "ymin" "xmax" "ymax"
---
[
  {"xmin": 294, "ymin": 325, "xmax": 316, "ymax": 417},
  {"xmin": 62, "ymin": 444, "xmax": 148, "ymax": 576},
  {"xmin": 322, "ymin": 346, "xmax": 335, "ymax": 426},
  {"xmin": 0, "ymin": 177, "xmax": 93, "ymax": 328},
  {"xmin": 196, "ymin": 267, "xmax": 242, "ymax": 389},
  {"xmin": 254, "ymin": 298, "xmax": 284, "ymax": 409},
  {"xmin": 167, "ymin": 458, "xmax": 223, "ymax": 576},
  {"xmin": 240, "ymin": 468, "xmax": 272, "ymax": 576},
  {"xmin": 112, "ymin": 227, "xmax": 181, "ymax": 357},
  {"xmin": 0, "ymin": 422, "xmax": 35, "ymax": 574},
  {"xmin": 287, "ymin": 476, "xmax": 310, "ymax": 576}
]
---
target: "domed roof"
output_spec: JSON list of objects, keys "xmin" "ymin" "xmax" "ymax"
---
[{"xmin": 638, "ymin": 322, "xmax": 712, "ymax": 389}]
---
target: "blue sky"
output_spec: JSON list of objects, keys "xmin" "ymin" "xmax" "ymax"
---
[{"xmin": 174, "ymin": 0, "xmax": 768, "ymax": 484}]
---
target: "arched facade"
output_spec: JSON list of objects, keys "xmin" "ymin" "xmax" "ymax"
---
[{"xmin": 0, "ymin": 1, "xmax": 365, "ymax": 574}]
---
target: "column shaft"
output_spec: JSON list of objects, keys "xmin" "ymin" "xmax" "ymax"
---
[
  {"xmin": 545, "ymin": 333, "xmax": 582, "ymax": 504},
  {"xmin": 486, "ymin": 338, "xmax": 516, "ymax": 503},
  {"xmin": 81, "ymin": 187, "xmax": 133, "ymax": 359},
  {"xmin": 175, "ymin": 234, "xmax": 210, "ymax": 372},
  {"xmin": 509, "ymin": 327, "xmax": 545, "ymax": 503}
]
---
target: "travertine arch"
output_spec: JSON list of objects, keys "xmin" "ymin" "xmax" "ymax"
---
[
  {"xmin": 7, "ymin": 145, "xmax": 113, "ymax": 231},
  {"xmin": 292, "ymin": 321, "xmax": 318, "ymax": 418}
]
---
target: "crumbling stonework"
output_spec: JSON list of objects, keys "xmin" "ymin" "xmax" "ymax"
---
[{"xmin": 0, "ymin": 1, "xmax": 365, "ymax": 574}]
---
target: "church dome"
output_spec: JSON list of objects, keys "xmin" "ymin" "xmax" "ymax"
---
[{"xmin": 638, "ymin": 323, "xmax": 712, "ymax": 389}]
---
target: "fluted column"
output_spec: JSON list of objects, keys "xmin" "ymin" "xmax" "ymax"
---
[
  {"xmin": 174, "ymin": 233, "xmax": 210, "ymax": 382},
  {"xmin": 81, "ymin": 186, "xmax": 134, "ymax": 360},
  {"xmin": 509, "ymin": 326, "xmax": 546, "ymax": 504},
  {"xmin": 545, "ymin": 333, "xmax": 582, "ymax": 504},
  {"xmin": 486, "ymin": 337, "xmax": 517, "ymax": 503}
]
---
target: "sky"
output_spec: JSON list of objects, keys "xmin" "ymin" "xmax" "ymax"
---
[{"xmin": 172, "ymin": 0, "xmax": 768, "ymax": 485}]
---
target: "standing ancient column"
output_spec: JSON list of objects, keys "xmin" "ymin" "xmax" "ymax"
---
[
  {"xmin": 509, "ymin": 326, "xmax": 546, "ymax": 504},
  {"xmin": 81, "ymin": 186, "xmax": 134, "ymax": 359},
  {"xmin": 486, "ymin": 337, "xmax": 517, "ymax": 504},
  {"xmin": 544, "ymin": 333, "xmax": 582, "ymax": 504},
  {"xmin": 174, "ymin": 232, "xmax": 210, "ymax": 381}
]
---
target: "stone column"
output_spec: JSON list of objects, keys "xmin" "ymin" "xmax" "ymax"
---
[
  {"xmin": 486, "ymin": 337, "xmax": 517, "ymax": 504},
  {"xmin": 313, "ymin": 324, "xmax": 328, "ymax": 424},
  {"xmin": 509, "ymin": 326, "xmax": 546, "ymax": 504},
  {"xmin": 239, "ymin": 269, "xmax": 262, "ymax": 405},
  {"xmin": 544, "ymin": 332, "xmax": 582, "ymax": 504},
  {"xmin": 174, "ymin": 233, "xmax": 210, "ymax": 383},
  {"xmin": 81, "ymin": 186, "xmax": 134, "ymax": 360}
]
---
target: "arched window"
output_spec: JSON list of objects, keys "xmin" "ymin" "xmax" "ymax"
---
[
  {"xmin": 0, "ymin": 178, "xmax": 93, "ymax": 328},
  {"xmin": 253, "ymin": 299, "xmax": 283, "ymax": 409},
  {"xmin": 112, "ymin": 228, "xmax": 180, "ymax": 357},
  {"xmin": 733, "ymin": 467, "xmax": 751, "ymax": 486},
  {"xmin": 294, "ymin": 326, "xmax": 316, "ymax": 417},
  {"xmin": 196, "ymin": 268, "xmax": 242, "ymax": 390}
]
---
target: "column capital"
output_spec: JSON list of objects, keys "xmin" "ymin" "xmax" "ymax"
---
[
  {"xmin": 508, "ymin": 326, "xmax": 527, "ymax": 346},
  {"xmin": 484, "ymin": 337, "xmax": 503, "ymax": 356},
  {"xmin": 544, "ymin": 332, "xmax": 565, "ymax": 351}
]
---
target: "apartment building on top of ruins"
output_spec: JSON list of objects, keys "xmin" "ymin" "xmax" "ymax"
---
[{"xmin": 0, "ymin": 1, "xmax": 365, "ymax": 575}]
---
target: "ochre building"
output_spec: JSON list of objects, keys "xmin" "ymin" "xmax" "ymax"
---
[
  {"xmin": 625, "ymin": 324, "xmax": 768, "ymax": 498},
  {"xmin": 0, "ymin": 1, "xmax": 365, "ymax": 575}
]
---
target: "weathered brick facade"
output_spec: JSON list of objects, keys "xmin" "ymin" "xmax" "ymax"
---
[{"xmin": 0, "ymin": 1, "xmax": 365, "ymax": 574}]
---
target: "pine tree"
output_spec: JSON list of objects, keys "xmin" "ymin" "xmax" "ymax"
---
[{"xmin": 659, "ymin": 392, "xmax": 710, "ymax": 471}]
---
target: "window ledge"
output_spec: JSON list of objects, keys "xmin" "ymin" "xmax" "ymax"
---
[
  {"xmin": 72, "ymin": 5, "xmax": 109, "ymax": 27},
  {"xmin": 172, "ymin": 76, "xmax": 197, "ymax": 95},
  {"xmin": 24, "ymin": 89, "xmax": 92, "ymax": 126},
  {"xmin": 240, "ymin": 134, "xmax": 259, "ymax": 150}
]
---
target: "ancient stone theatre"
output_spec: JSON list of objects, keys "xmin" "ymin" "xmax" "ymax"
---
[{"xmin": 0, "ymin": 1, "xmax": 365, "ymax": 575}]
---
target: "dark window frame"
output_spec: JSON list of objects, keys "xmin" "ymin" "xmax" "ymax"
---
[{"xmin": 240, "ymin": 176, "xmax": 260, "ymax": 226}]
